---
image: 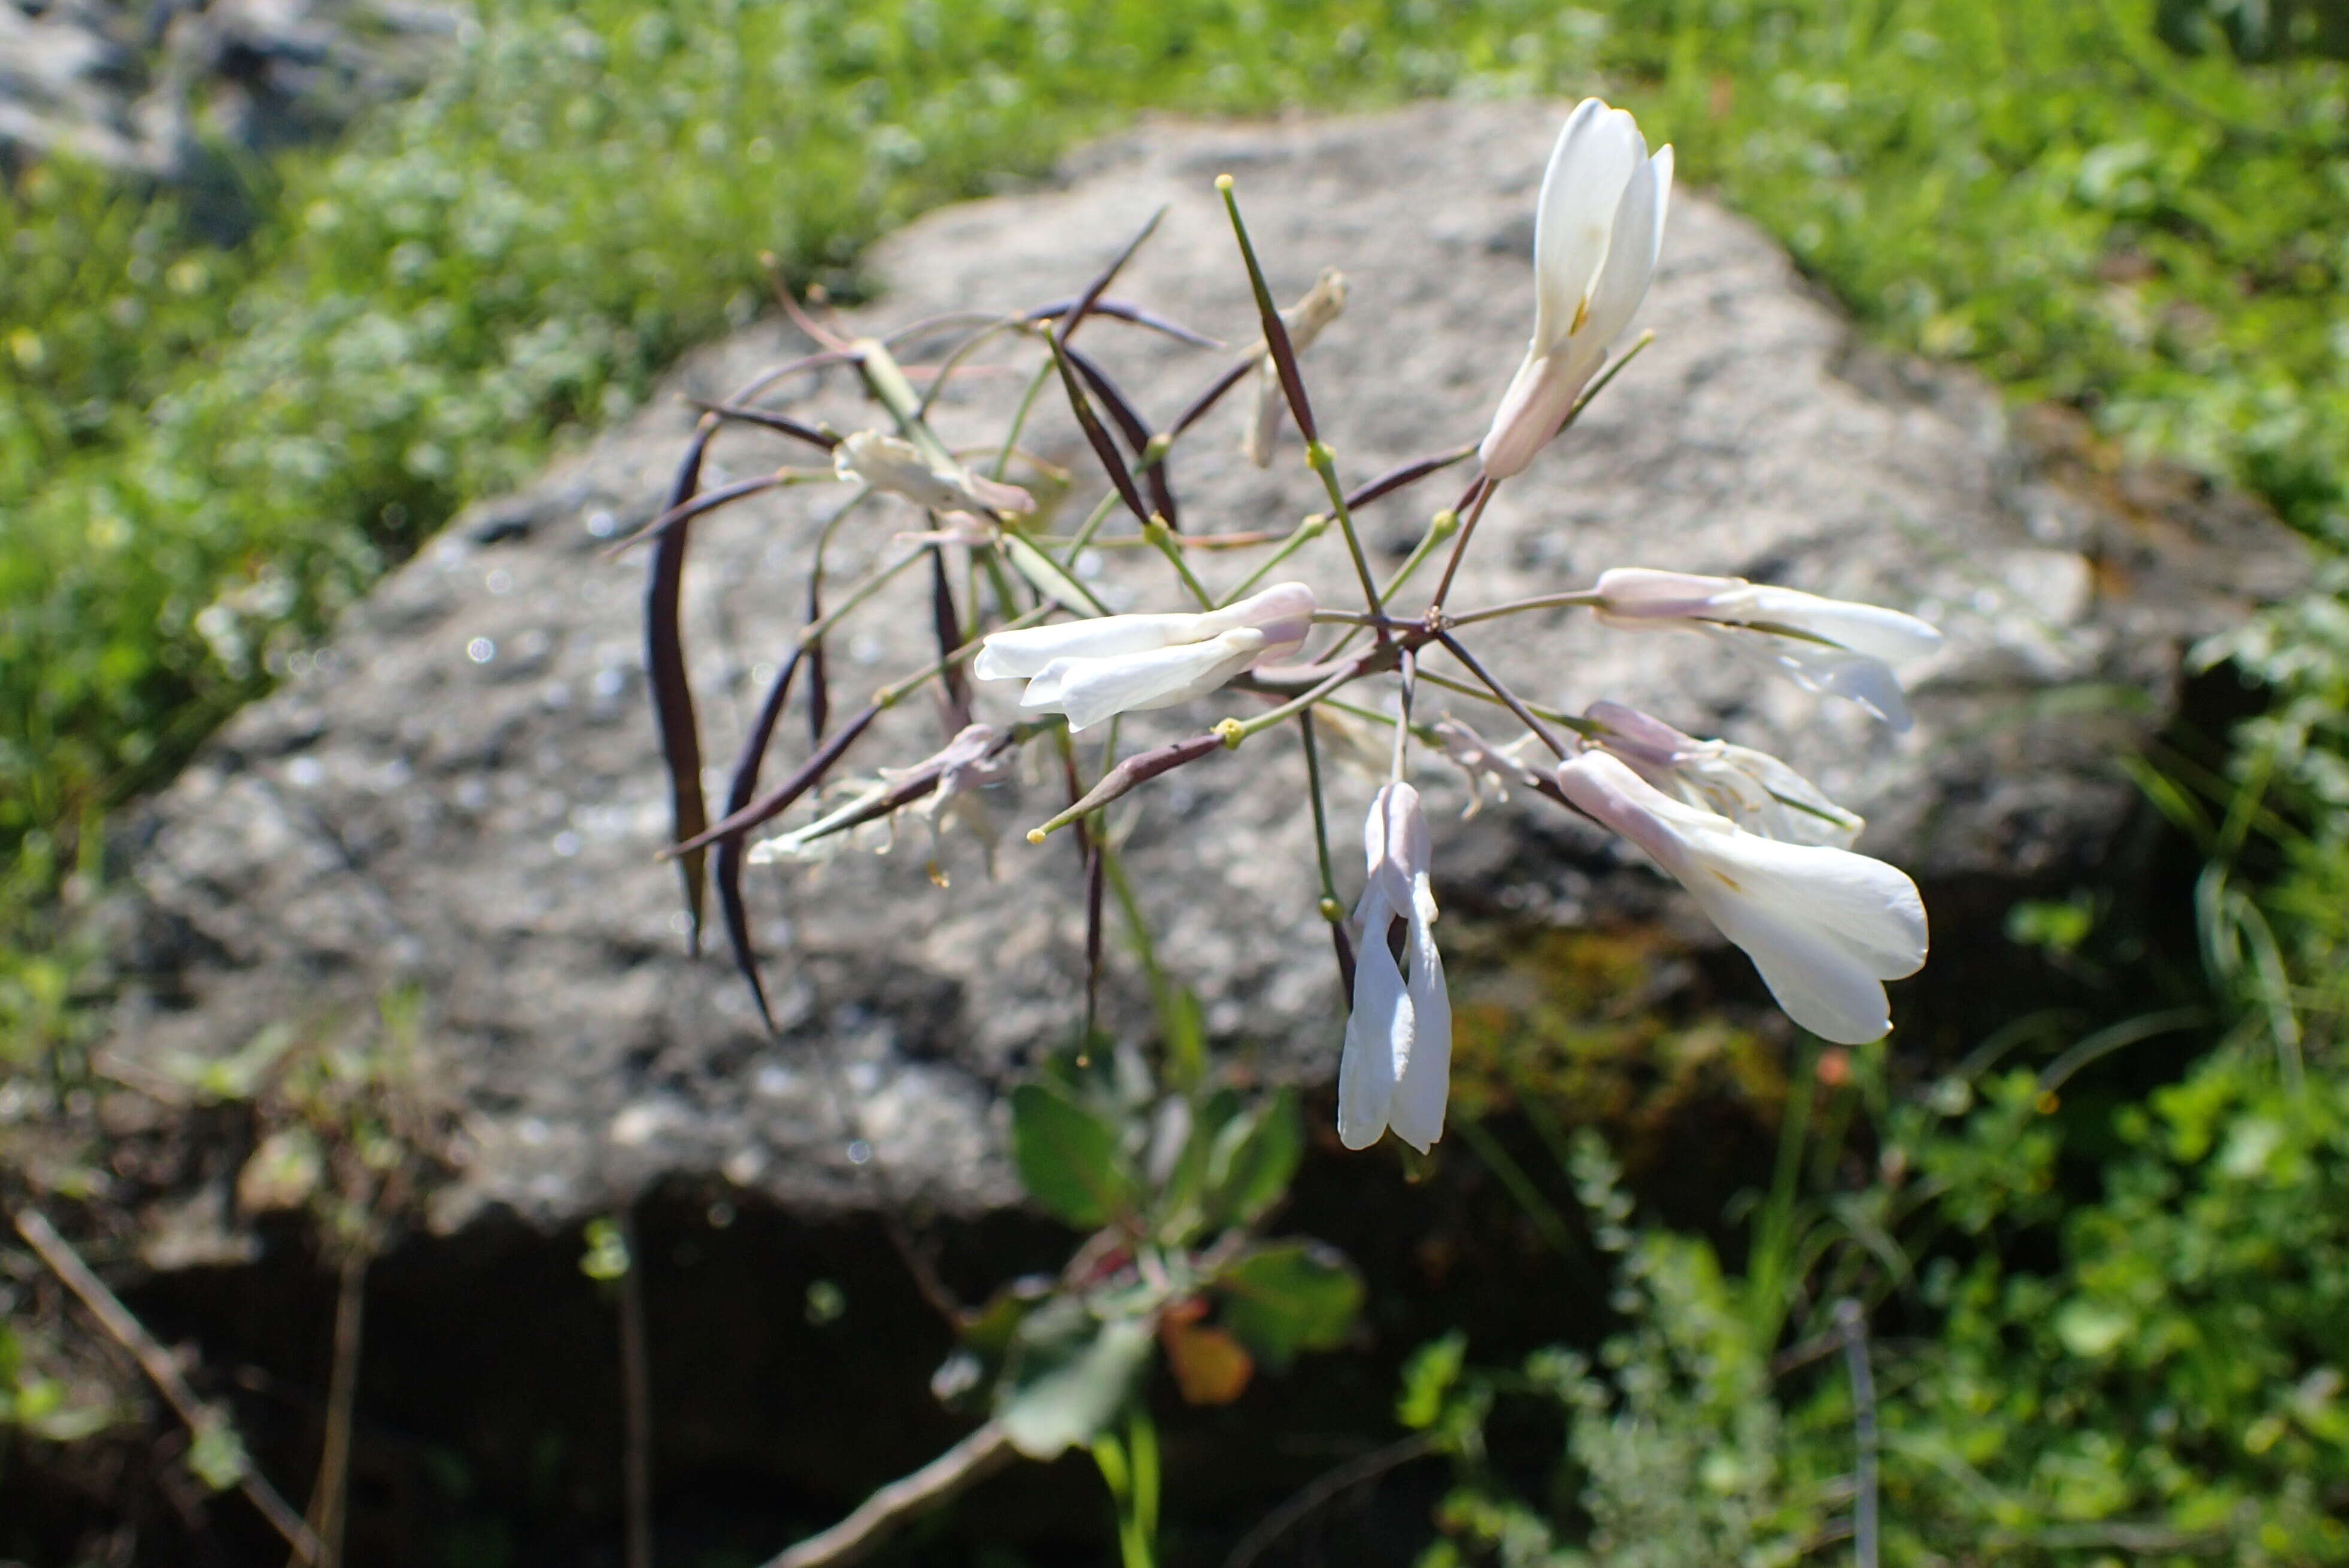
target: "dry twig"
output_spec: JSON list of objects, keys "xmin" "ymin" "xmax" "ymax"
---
[
  {"xmin": 13, "ymin": 1207, "xmax": 323, "ymax": 1565},
  {"xmin": 762, "ymin": 1420, "xmax": 1015, "ymax": 1568}
]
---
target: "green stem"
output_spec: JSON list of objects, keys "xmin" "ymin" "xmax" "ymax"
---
[
  {"xmin": 1145, "ymin": 519, "xmax": 1216, "ymax": 609},
  {"xmin": 992, "ymin": 353, "xmax": 1058, "ymax": 481},
  {"xmin": 1061, "ymin": 488, "xmax": 1125, "ymax": 565},
  {"xmin": 1298, "ymin": 710, "xmax": 1343, "ymax": 924},
  {"xmin": 1306, "ymin": 440, "xmax": 1386, "ymax": 619},
  {"xmin": 1444, "ymin": 588, "xmax": 1605, "ymax": 628},
  {"xmin": 874, "ymin": 603, "xmax": 1049, "ymax": 707},
  {"xmin": 1409, "ymin": 667, "xmax": 1594, "ymax": 734},
  {"xmin": 1218, "ymin": 512, "xmax": 1330, "ymax": 606}
]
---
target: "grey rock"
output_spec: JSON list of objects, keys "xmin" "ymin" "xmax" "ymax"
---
[
  {"xmin": 100, "ymin": 101, "xmax": 2301, "ymax": 1236},
  {"xmin": 0, "ymin": 0, "xmax": 459, "ymax": 186}
]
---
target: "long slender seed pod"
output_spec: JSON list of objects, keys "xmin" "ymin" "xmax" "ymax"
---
[{"xmin": 647, "ymin": 420, "xmax": 717, "ymax": 955}]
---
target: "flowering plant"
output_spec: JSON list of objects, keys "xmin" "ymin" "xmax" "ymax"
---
[{"xmin": 635, "ymin": 99, "xmax": 1937, "ymax": 1566}]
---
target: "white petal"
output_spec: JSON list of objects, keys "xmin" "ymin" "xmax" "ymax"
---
[
  {"xmin": 1019, "ymin": 630, "xmax": 1265, "ymax": 731},
  {"xmin": 961, "ymin": 470, "xmax": 1037, "ymax": 515},
  {"xmin": 1245, "ymin": 364, "xmax": 1284, "ymax": 467},
  {"xmin": 1194, "ymin": 581, "xmax": 1318, "ymax": 654},
  {"xmin": 1479, "ymin": 349, "xmax": 1594, "ymax": 479},
  {"xmin": 1337, "ymin": 908, "xmax": 1408, "ymax": 1151},
  {"xmin": 1556, "ymin": 750, "xmax": 1728, "ymax": 871},
  {"xmin": 1586, "ymin": 700, "xmax": 1698, "ymax": 771},
  {"xmin": 1691, "ymin": 829, "xmax": 1927, "ymax": 980},
  {"xmin": 1736, "ymin": 586, "xmax": 1944, "ymax": 663},
  {"xmin": 1691, "ymin": 880, "xmax": 1898, "ymax": 1044},
  {"xmin": 973, "ymin": 612, "xmax": 1209, "ymax": 681},
  {"xmin": 1385, "ymin": 900, "xmax": 1452, "ymax": 1152},
  {"xmin": 1577, "ymin": 144, "xmax": 1670, "ymax": 354},
  {"xmin": 1711, "ymin": 629, "xmax": 1916, "ymax": 730},
  {"xmin": 1532, "ymin": 100, "xmax": 1644, "ymax": 353},
  {"xmin": 1593, "ymin": 566, "xmax": 1744, "ymax": 619}
]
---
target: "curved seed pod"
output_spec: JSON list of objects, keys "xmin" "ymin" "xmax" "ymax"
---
[
  {"xmin": 1065, "ymin": 342, "xmax": 1179, "ymax": 530},
  {"xmin": 647, "ymin": 420, "xmax": 717, "ymax": 955},
  {"xmin": 1027, "ymin": 731, "xmax": 1227, "ymax": 842},
  {"xmin": 715, "ymin": 643, "xmax": 806, "ymax": 1031}
]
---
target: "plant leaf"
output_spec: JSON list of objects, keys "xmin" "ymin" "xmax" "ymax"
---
[
  {"xmin": 1010, "ymin": 1080, "xmax": 1140, "ymax": 1228},
  {"xmin": 1215, "ymin": 1239, "xmax": 1362, "ymax": 1371},
  {"xmin": 1204, "ymin": 1087, "xmax": 1303, "ymax": 1230},
  {"xmin": 995, "ymin": 1294, "xmax": 1155, "ymax": 1458}
]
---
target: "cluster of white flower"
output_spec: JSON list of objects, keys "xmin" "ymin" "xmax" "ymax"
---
[{"xmin": 670, "ymin": 99, "xmax": 1941, "ymax": 1162}]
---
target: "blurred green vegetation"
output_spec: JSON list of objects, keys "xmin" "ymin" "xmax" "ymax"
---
[
  {"xmin": 4, "ymin": 0, "xmax": 2347, "ymax": 1558},
  {"xmin": 1418, "ymin": 1044, "xmax": 2349, "ymax": 1564}
]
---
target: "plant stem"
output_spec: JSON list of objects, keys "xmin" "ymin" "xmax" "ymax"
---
[
  {"xmin": 1218, "ymin": 512, "xmax": 1329, "ymax": 606},
  {"xmin": 304, "ymin": 1248, "xmax": 369, "ymax": 1568},
  {"xmin": 992, "ymin": 354, "xmax": 1058, "ymax": 481},
  {"xmin": 1444, "ymin": 588, "xmax": 1606, "ymax": 628},
  {"xmin": 618, "ymin": 1203, "xmax": 655, "ymax": 1568},
  {"xmin": 1298, "ymin": 710, "xmax": 1342, "ymax": 922},
  {"xmin": 1432, "ymin": 632, "xmax": 1571, "ymax": 761},
  {"xmin": 1145, "ymin": 519, "xmax": 1216, "ymax": 609},
  {"xmin": 1837, "ymin": 1299, "xmax": 1881, "ymax": 1568},
  {"xmin": 12, "ymin": 1208, "xmax": 323, "ymax": 1565},
  {"xmin": 1305, "ymin": 440, "xmax": 1388, "ymax": 619}
]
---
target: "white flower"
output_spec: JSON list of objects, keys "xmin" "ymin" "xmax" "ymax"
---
[
  {"xmin": 972, "ymin": 582, "xmax": 1315, "ymax": 733},
  {"xmin": 1592, "ymin": 568, "xmax": 1943, "ymax": 730},
  {"xmin": 1246, "ymin": 268, "xmax": 1348, "ymax": 468},
  {"xmin": 1555, "ymin": 752, "xmax": 1926, "ymax": 1044},
  {"xmin": 1479, "ymin": 99, "xmax": 1673, "ymax": 480},
  {"xmin": 1585, "ymin": 701, "xmax": 1864, "ymax": 848},
  {"xmin": 1339, "ymin": 782, "xmax": 1452, "ymax": 1153},
  {"xmin": 751, "ymin": 724, "xmax": 1013, "ymax": 867},
  {"xmin": 1429, "ymin": 716, "xmax": 1543, "ymax": 819},
  {"xmin": 834, "ymin": 429, "xmax": 1036, "ymax": 516}
]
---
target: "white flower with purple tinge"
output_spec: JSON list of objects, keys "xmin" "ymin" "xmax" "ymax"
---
[
  {"xmin": 1556, "ymin": 751, "xmax": 1926, "ymax": 1044},
  {"xmin": 1338, "ymin": 782, "xmax": 1452, "ymax": 1153},
  {"xmin": 835, "ymin": 429, "xmax": 1036, "ymax": 516},
  {"xmin": 1585, "ymin": 701, "xmax": 1864, "ymax": 849},
  {"xmin": 1479, "ymin": 99, "xmax": 1673, "ymax": 480},
  {"xmin": 1592, "ymin": 569, "xmax": 1943, "ymax": 730},
  {"xmin": 973, "ymin": 583, "xmax": 1315, "ymax": 733},
  {"xmin": 1430, "ymin": 716, "xmax": 1543, "ymax": 819}
]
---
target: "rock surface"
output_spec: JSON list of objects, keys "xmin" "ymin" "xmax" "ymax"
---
[
  {"xmin": 0, "ymin": 0, "xmax": 457, "ymax": 188},
  {"xmin": 101, "ymin": 101, "xmax": 2301, "ymax": 1237}
]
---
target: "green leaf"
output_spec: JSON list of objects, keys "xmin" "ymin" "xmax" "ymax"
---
[
  {"xmin": 1159, "ymin": 986, "xmax": 1208, "ymax": 1093},
  {"xmin": 185, "ymin": 1411, "xmax": 251, "ymax": 1492},
  {"xmin": 1010, "ymin": 1081, "xmax": 1140, "ymax": 1228},
  {"xmin": 994, "ymin": 1294, "xmax": 1155, "ymax": 1458},
  {"xmin": 579, "ymin": 1215, "xmax": 631, "ymax": 1281},
  {"xmin": 1215, "ymin": 1240, "xmax": 1362, "ymax": 1371},
  {"xmin": 1397, "ymin": 1330, "xmax": 1467, "ymax": 1430},
  {"xmin": 1204, "ymin": 1087, "xmax": 1303, "ymax": 1229}
]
